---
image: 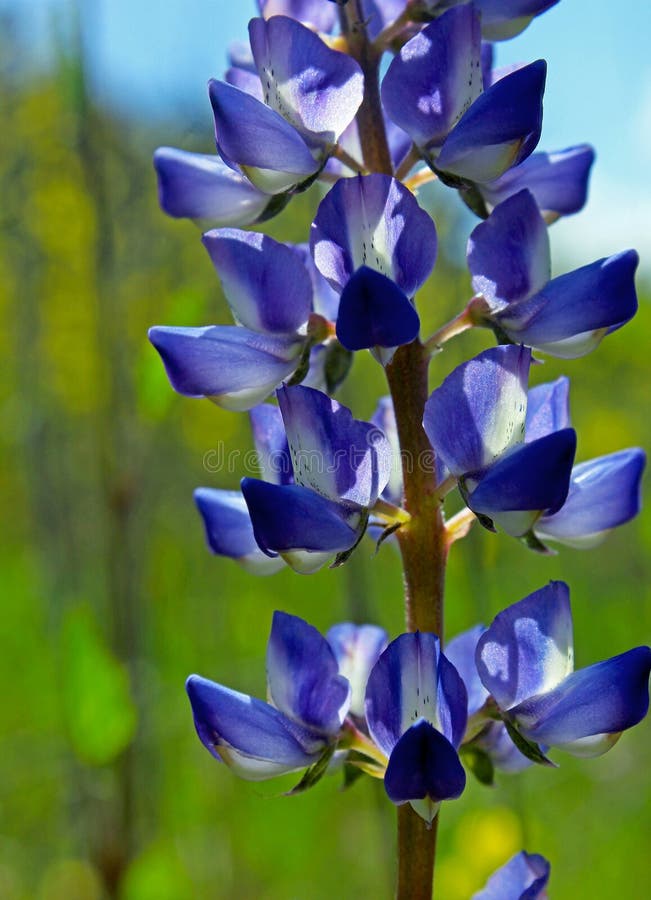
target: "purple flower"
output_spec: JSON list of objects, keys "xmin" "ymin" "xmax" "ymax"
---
[
  {"xmin": 326, "ymin": 623, "xmax": 389, "ymax": 717},
  {"xmin": 524, "ymin": 377, "xmax": 570, "ymax": 443},
  {"xmin": 521, "ymin": 378, "xmax": 645, "ymax": 549},
  {"xmin": 476, "ymin": 582, "xmax": 651, "ymax": 757},
  {"xmin": 257, "ymin": 0, "xmax": 338, "ymax": 32},
  {"xmin": 423, "ymin": 345, "xmax": 576, "ymax": 537},
  {"xmin": 365, "ymin": 632, "xmax": 468, "ymax": 823},
  {"xmin": 310, "ymin": 173, "xmax": 437, "ymax": 359},
  {"xmin": 242, "ymin": 384, "xmax": 392, "ymax": 573},
  {"xmin": 194, "ymin": 404, "xmax": 292, "ymax": 575},
  {"xmin": 469, "ymin": 144, "xmax": 595, "ymax": 223},
  {"xmin": 152, "ymin": 147, "xmax": 278, "ymax": 226},
  {"xmin": 371, "ymin": 396, "xmax": 403, "ymax": 506},
  {"xmin": 534, "ymin": 448, "xmax": 646, "ymax": 549},
  {"xmin": 446, "ymin": 625, "xmax": 532, "ymax": 775},
  {"xmin": 311, "ymin": 173, "xmax": 437, "ymax": 297},
  {"xmin": 470, "ymin": 1, "xmax": 560, "ymax": 42},
  {"xmin": 467, "ymin": 190, "xmax": 639, "ymax": 357},
  {"xmin": 210, "ymin": 16, "xmax": 363, "ymax": 194},
  {"xmin": 472, "ymin": 851, "xmax": 550, "ymax": 899},
  {"xmin": 194, "ymin": 489, "xmax": 286, "ymax": 576},
  {"xmin": 186, "ymin": 612, "xmax": 351, "ymax": 779},
  {"xmin": 202, "ymin": 229, "xmax": 313, "ymax": 335},
  {"xmin": 382, "ymin": 6, "xmax": 546, "ymax": 185},
  {"xmin": 149, "ymin": 229, "xmax": 327, "ymax": 411},
  {"xmin": 148, "ymin": 325, "xmax": 305, "ymax": 411}
]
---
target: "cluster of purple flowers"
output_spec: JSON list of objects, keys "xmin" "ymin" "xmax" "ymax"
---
[
  {"xmin": 187, "ymin": 584, "xmax": 649, "ymax": 890},
  {"xmin": 150, "ymin": 0, "xmax": 649, "ymax": 894}
]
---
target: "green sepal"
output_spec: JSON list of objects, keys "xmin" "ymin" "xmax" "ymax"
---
[
  {"xmin": 374, "ymin": 521, "xmax": 402, "ymax": 555},
  {"xmin": 458, "ymin": 183, "xmax": 490, "ymax": 219},
  {"xmin": 460, "ymin": 745, "xmax": 495, "ymax": 786},
  {"xmin": 342, "ymin": 762, "xmax": 365, "ymax": 791},
  {"xmin": 285, "ymin": 743, "xmax": 336, "ymax": 796},
  {"xmin": 490, "ymin": 322, "xmax": 517, "ymax": 347},
  {"xmin": 286, "ymin": 340, "xmax": 314, "ymax": 387},
  {"xmin": 324, "ymin": 341, "xmax": 353, "ymax": 395},
  {"xmin": 331, "ymin": 508, "xmax": 370, "ymax": 568},
  {"xmin": 503, "ymin": 719, "xmax": 557, "ymax": 768},
  {"xmin": 521, "ymin": 530, "xmax": 556, "ymax": 555}
]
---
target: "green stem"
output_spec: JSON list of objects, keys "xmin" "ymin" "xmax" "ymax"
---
[{"xmin": 341, "ymin": 5, "xmax": 448, "ymax": 897}]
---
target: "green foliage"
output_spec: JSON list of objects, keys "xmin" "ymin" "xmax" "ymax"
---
[{"xmin": 61, "ymin": 605, "xmax": 137, "ymax": 766}]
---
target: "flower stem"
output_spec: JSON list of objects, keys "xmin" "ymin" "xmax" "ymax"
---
[
  {"xmin": 341, "ymin": 1, "xmax": 394, "ymax": 175},
  {"xmin": 341, "ymin": 8, "xmax": 448, "ymax": 895},
  {"xmin": 424, "ymin": 305, "xmax": 475, "ymax": 354}
]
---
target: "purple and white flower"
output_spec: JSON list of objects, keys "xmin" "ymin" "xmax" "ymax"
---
[
  {"xmin": 476, "ymin": 582, "xmax": 651, "ymax": 757},
  {"xmin": 365, "ymin": 631, "xmax": 468, "ymax": 823},
  {"xmin": 467, "ymin": 190, "xmax": 639, "ymax": 357}
]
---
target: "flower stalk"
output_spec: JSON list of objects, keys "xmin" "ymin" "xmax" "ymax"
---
[{"xmin": 341, "ymin": 5, "xmax": 447, "ymax": 896}]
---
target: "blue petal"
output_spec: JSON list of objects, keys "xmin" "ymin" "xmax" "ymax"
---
[
  {"xmin": 495, "ymin": 250, "xmax": 639, "ymax": 356},
  {"xmin": 476, "ymin": 581, "xmax": 574, "ymax": 710},
  {"xmin": 310, "ymin": 173, "xmax": 437, "ymax": 297},
  {"xmin": 326, "ymin": 623, "xmax": 389, "ymax": 718},
  {"xmin": 249, "ymin": 404, "xmax": 293, "ymax": 486},
  {"xmin": 525, "ymin": 377, "xmax": 570, "ymax": 442},
  {"xmin": 336, "ymin": 266, "xmax": 420, "ymax": 352},
  {"xmin": 277, "ymin": 384, "xmax": 392, "ymax": 507},
  {"xmin": 249, "ymin": 15, "xmax": 363, "ymax": 145},
  {"xmin": 472, "ymin": 850, "xmax": 550, "ymax": 900},
  {"xmin": 186, "ymin": 674, "xmax": 324, "ymax": 778},
  {"xmin": 364, "ymin": 0, "xmax": 408, "ymax": 40},
  {"xmin": 445, "ymin": 625, "xmax": 489, "ymax": 717},
  {"xmin": 384, "ymin": 721, "xmax": 466, "ymax": 813},
  {"xmin": 194, "ymin": 488, "xmax": 285, "ymax": 575},
  {"xmin": 257, "ymin": 0, "xmax": 338, "ymax": 32},
  {"xmin": 423, "ymin": 345, "xmax": 531, "ymax": 477},
  {"xmin": 478, "ymin": 144, "xmax": 595, "ymax": 223},
  {"xmin": 209, "ymin": 79, "xmax": 319, "ymax": 194},
  {"xmin": 476, "ymin": 0, "xmax": 560, "ymax": 42},
  {"xmin": 227, "ymin": 39, "xmax": 255, "ymax": 72},
  {"xmin": 225, "ymin": 65, "xmax": 264, "ymax": 100},
  {"xmin": 381, "ymin": 7, "xmax": 482, "ymax": 149},
  {"xmin": 266, "ymin": 611, "xmax": 351, "ymax": 735},
  {"xmin": 535, "ymin": 448, "xmax": 646, "ymax": 547},
  {"xmin": 467, "ymin": 190, "xmax": 550, "ymax": 311},
  {"xmin": 202, "ymin": 230, "xmax": 312, "ymax": 335},
  {"xmin": 241, "ymin": 478, "xmax": 362, "ymax": 558},
  {"xmin": 148, "ymin": 325, "xmax": 304, "ymax": 411},
  {"xmin": 465, "ymin": 428, "xmax": 576, "ymax": 536},
  {"xmin": 511, "ymin": 646, "xmax": 651, "ymax": 752},
  {"xmin": 435, "ymin": 60, "xmax": 546, "ymax": 184},
  {"xmin": 365, "ymin": 632, "xmax": 468, "ymax": 756},
  {"xmin": 371, "ymin": 396, "xmax": 403, "ymax": 505},
  {"xmin": 293, "ymin": 244, "xmax": 340, "ymax": 321},
  {"xmin": 153, "ymin": 147, "xmax": 270, "ymax": 224}
]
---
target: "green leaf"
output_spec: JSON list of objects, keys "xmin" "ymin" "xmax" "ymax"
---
[
  {"xmin": 285, "ymin": 744, "xmax": 336, "ymax": 796},
  {"xmin": 503, "ymin": 719, "xmax": 557, "ymax": 768},
  {"xmin": 61, "ymin": 605, "xmax": 137, "ymax": 766}
]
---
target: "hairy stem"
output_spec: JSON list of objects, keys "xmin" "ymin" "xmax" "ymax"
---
[{"xmin": 341, "ymin": 5, "xmax": 447, "ymax": 897}]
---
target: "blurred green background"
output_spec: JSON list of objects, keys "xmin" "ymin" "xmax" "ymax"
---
[{"xmin": 1, "ymin": 3, "xmax": 650, "ymax": 899}]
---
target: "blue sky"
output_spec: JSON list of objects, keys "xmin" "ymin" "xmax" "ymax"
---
[{"xmin": 5, "ymin": 0, "xmax": 651, "ymax": 270}]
